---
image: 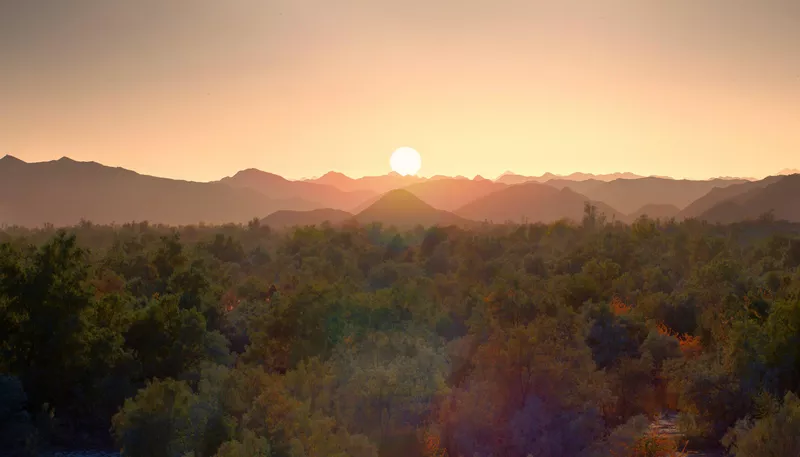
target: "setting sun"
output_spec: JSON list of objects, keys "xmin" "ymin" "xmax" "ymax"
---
[{"xmin": 390, "ymin": 147, "xmax": 422, "ymax": 176}]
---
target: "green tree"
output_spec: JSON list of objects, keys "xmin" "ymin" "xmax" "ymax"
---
[
  {"xmin": 722, "ymin": 392, "xmax": 800, "ymax": 457},
  {"xmin": 112, "ymin": 378, "xmax": 196, "ymax": 457}
]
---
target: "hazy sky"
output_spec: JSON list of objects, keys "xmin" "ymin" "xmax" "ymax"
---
[{"xmin": 1, "ymin": 0, "xmax": 799, "ymax": 181}]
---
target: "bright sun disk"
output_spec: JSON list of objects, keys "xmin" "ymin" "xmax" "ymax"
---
[{"xmin": 390, "ymin": 147, "xmax": 422, "ymax": 176}]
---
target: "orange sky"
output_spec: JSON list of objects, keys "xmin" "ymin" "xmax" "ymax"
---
[{"xmin": 1, "ymin": 0, "xmax": 798, "ymax": 181}]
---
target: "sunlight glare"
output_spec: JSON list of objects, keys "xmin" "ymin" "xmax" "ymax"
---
[{"xmin": 390, "ymin": 147, "xmax": 422, "ymax": 176}]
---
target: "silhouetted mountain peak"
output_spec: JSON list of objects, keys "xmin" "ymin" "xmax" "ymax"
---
[
  {"xmin": 355, "ymin": 188, "xmax": 471, "ymax": 228},
  {"xmin": 320, "ymin": 171, "xmax": 349, "ymax": 179},
  {"xmin": 311, "ymin": 171, "xmax": 357, "ymax": 188},
  {"xmin": 43, "ymin": 156, "xmax": 120, "ymax": 173},
  {"xmin": 374, "ymin": 189, "xmax": 431, "ymax": 208},
  {"xmin": 229, "ymin": 168, "xmax": 288, "ymax": 182},
  {"xmin": 495, "ymin": 171, "xmax": 521, "ymax": 180},
  {"xmin": 473, "ymin": 175, "xmax": 487, "ymax": 181},
  {"xmin": 455, "ymin": 180, "xmax": 624, "ymax": 224},
  {"xmin": 1, "ymin": 154, "xmax": 25, "ymax": 164}
]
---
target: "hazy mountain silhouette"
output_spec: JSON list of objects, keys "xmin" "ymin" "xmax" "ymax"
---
[
  {"xmin": 695, "ymin": 175, "xmax": 800, "ymax": 223},
  {"xmin": 309, "ymin": 171, "xmax": 356, "ymax": 190},
  {"xmin": 454, "ymin": 182, "xmax": 623, "ymax": 224},
  {"xmin": 494, "ymin": 172, "xmax": 555, "ymax": 185},
  {"xmin": 349, "ymin": 195, "xmax": 383, "ymax": 215},
  {"xmin": 220, "ymin": 169, "xmax": 374, "ymax": 210},
  {"xmin": 628, "ymin": 204, "xmax": 680, "ymax": 221},
  {"xmin": 678, "ymin": 175, "xmax": 785, "ymax": 219},
  {"xmin": 429, "ymin": 174, "xmax": 469, "ymax": 181},
  {"xmin": 495, "ymin": 171, "xmax": 643, "ymax": 185},
  {"xmin": 712, "ymin": 175, "xmax": 757, "ymax": 181},
  {"xmin": 402, "ymin": 178, "xmax": 508, "ymax": 211},
  {"xmin": 261, "ymin": 208, "xmax": 354, "ymax": 228},
  {"xmin": 0, "ymin": 156, "xmax": 312, "ymax": 227},
  {"xmin": 354, "ymin": 189, "xmax": 473, "ymax": 228},
  {"xmin": 6, "ymin": 154, "xmax": 798, "ymax": 228},
  {"xmin": 570, "ymin": 177, "xmax": 747, "ymax": 214},
  {"xmin": 778, "ymin": 168, "xmax": 800, "ymax": 175},
  {"xmin": 542, "ymin": 178, "xmax": 605, "ymax": 195},
  {"xmin": 307, "ymin": 171, "xmax": 424, "ymax": 194}
]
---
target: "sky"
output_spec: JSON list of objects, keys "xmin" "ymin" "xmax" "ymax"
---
[{"xmin": 1, "ymin": 0, "xmax": 799, "ymax": 182}]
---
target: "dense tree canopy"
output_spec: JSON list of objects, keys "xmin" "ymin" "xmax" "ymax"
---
[{"xmin": 3, "ymin": 214, "xmax": 800, "ymax": 456}]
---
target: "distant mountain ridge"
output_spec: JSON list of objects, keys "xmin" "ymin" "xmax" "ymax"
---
[
  {"xmin": 0, "ymin": 156, "xmax": 313, "ymax": 226},
  {"xmin": 677, "ymin": 176, "xmax": 784, "ymax": 220},
  {"xmin": 4, "ymin": 155, "xmax": 799, "ymax": 228},
  {"xmin": 402, "ymin": 178, "xmax": 508, "ymax": 211},
  {"xmin": 258, "ymin": 189, "xmax": 475, "ymax": 230},
  {"xmin": 219, "ymin": 168, "xmax": 374, "ymax": 210},
  {"xmin": 693, "ymin": 174, "xmax": 800, "ymax": 223},
  {"xmin": 307, "ymin": 171, "xmax": 425, "ymax": 194},
  {"xmin": 573, "ymin": 177, "xmax": 748, "ymax": 214},
  {"xmin": 354, "ymin": 189, "xmax": 473, "ymax": 228},
  {"xmin": 494, "ymin": 171, "xmax": 644, "ymax": 185},
  {"xmin": 455, "ymin": 181, "xmax": 624, "ymax": 224}
]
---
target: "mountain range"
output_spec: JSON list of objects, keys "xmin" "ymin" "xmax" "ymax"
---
[
  {"xmin": 2, "ymin": 155, "xmax": 799, "ymax": 228},
  {"xmin": 495, "ymin": 171, "xmax": 645, "ymax": 185},
  {"xmin": 220, "ymin": 169, "xmax": 374, "ymax": 211},
  {"xmin": 454, "ymin": 182, "xmax": 624, "ymax": 224},
  {"xmin": 0, "ymin": 156, "xmax": 315, "ymax": 227}
]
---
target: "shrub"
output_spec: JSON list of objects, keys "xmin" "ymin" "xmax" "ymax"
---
[
  {"xmin": 722, "ymin": 391, "xmax": 800, "ymax": 457},
  {"xmin": 111, "ymin": 378, "xmax": 195, "ymax": 457}
]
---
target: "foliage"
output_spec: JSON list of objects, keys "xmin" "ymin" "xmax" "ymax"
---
[
  {"xmin": 722, "ymin": 391, "xmax": 800, "ymax": 457},
  {"xmin": 1, "ymin": 218, "xmax": 800, "ymax": 455},
  {"xmin": 111, "ymin": 378, "xmax": 196, "ymax": 457}
]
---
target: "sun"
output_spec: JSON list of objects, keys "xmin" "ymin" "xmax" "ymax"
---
[{"xmin": 390, "ymin": 147, "xmax": 422, "ymax": 176}]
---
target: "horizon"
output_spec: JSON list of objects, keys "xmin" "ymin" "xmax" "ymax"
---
[
  {"xmin": 4, "ymin": 153, "xmax": 794, "ymax": 183},
  {"xmin": 2, "ymin": 1, "xmax": 799, "ymax": 181}
]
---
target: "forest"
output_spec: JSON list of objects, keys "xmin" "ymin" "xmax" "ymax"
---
[{"xmin": 3, "ymin": 208, "xmax": 800, "ymax": 457}]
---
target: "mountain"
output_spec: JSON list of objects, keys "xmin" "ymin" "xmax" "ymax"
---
[
  {"xmin": 778, "ymin": 168, "xmax": 800, "ymax": 176},
  {"xmin": 628, "ymin": 204, "xmax": 680, "ymax": 221},
  {"xmin": 220, "ymin": 169, "xmax": 374, "ymax": 210},
  {"xmin": 354, "ymin": 189, "xmax": 473, "ymax": 228},
  {"xmin": 429, "ymin": 174, "xmax": 469, "ymax": 181},
  {"xmin": 542, "ymin": 179, "xmax": 605, "ymax": 195},
  {"xmin": 0, "ymin": 156, "xmax": 311, "ymax": 227},
  {"xmin": 563, "ymin": 172, "xmax": 643, "ymax": 181},
  {"xmin": 573, "ymin": 177, "xmax": 747, "ymax": 214},
  {"xmin": 454, "ymin": 181, "xmax": 623, "ymax": 224},
  {"xmin": 696, "ymin": 174, "xmax": 800, "ymax": 223},
  {"xmin": 402, "ymin": 178, "xmax": 508, "ymax": 211},
  {"xmin": 712, "ymin": 175, "xmax": 756, "ymax": 181},
  {"xmin": 307, "ymin": 171, "xmax": 424, "ymax": 194},
  {"xmin": 494, "ymin": 171, "xmax": 549, "ymax": 185},
  {"xmin": 308, "ymin": 171, "xmax": 360, "ymax": 192},
  {"xmin": 261, "ymin": 208, "xmax": 353, "ymax": 228},
  {"xmin": 678, "ymin": 175, "xmax": 785, "ymax": 219},
  {"xmin": 495, "ymin": 171, "xmax": 643, "ymax": 185}
]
